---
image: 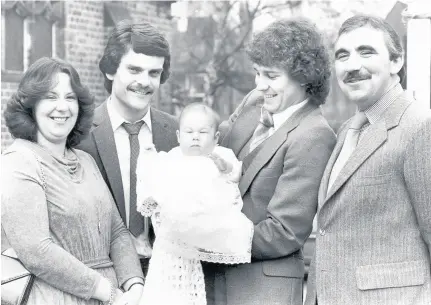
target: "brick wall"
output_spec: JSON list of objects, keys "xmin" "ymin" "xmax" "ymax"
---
[
  {"xmin": 1, "ymin": 1, "xmax": 175, "ymax": 151},
  {"xmin": 1, "ymin": 82, "xmax": 18, "ymax": 150},
  {"xmin": 64, "ymin": 1, "xmax": 107, "ymax": 105}
]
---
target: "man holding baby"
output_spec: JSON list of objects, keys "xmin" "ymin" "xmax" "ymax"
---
[{"xmin": 206, "ymin": 18, "xmax": 337, "ymax": 305}]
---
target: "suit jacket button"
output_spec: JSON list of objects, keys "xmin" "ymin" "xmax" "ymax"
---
[{"xmin": 319, "ymin": 229, "xmax": 326, "ymax": 236}]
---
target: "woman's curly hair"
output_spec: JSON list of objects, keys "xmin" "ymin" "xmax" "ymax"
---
[
  {"xmin": 246, "ymin": 18, "xmax": 331, "ymax": 105},
  {"xmin": 4, "ymin": 57, "xmax": 95, "ymax": 148}
]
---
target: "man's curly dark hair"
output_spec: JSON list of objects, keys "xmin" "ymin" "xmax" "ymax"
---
[
  {"xmin": 4, "ymin": 57, "xmax": 94, "ymax": 148},
  {"xmin": 99, "ymin": 20, "xmax": 171, "ymax": 93},
  {"xmin": 246, "ymin": 18, "xmax": 331, "ymax": 106}
]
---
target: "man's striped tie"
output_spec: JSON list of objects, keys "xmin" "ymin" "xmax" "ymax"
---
[{"xmin": 249, "ymin": 109, "xmax": 274, "ymax": 153}]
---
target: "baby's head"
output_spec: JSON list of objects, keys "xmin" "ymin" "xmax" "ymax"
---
[{"xmin": 177, "ymin": 103, "xmax": 220, "ymax": 156}]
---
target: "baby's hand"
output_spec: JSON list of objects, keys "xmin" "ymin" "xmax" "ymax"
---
[{"xmin": 208, "ymin": 153, "xmax": 233, "ymax": 174}]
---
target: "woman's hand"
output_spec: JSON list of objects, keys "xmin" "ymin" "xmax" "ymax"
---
[
  {"xmin": 112, "ymin": 289, "xmax": 124, "ymax": 304},
  {"xmin": 93, "ymin": 278, "xmax": 125, "ymax": 304}
]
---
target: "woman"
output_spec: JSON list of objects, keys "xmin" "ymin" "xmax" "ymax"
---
[
  {"xmin": 2, "ymin": 57, "xmax": 144, "ymax": 305},
  {"xmin": 205, "ymin": 18, "xmax": 337, "ymax": 305}
]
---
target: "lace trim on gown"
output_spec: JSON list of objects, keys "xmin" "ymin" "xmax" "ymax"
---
[
  {"xmin": 156, "ymin": 231, "xmax": 253, "ymax": 265},
  {"xmin": 138, "ymin": 196, "xmax": 253, "ymax": 265},
  {"xmin": 139, "ymin": 202, "xmax": 206, "ymax": 305}
]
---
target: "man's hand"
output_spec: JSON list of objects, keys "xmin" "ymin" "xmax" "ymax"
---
[
  {"xmin": 113, "ymin": 285, "xmax": 143, "ymax": 305},
  {"xmin": 112, "ymin": 288, "xmax": 124, "ymax": 304},
  {"xmin": 132, "ymin": 235, "xmax": 152, "ymax": 259}
]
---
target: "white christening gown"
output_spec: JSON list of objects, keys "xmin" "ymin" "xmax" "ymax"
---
[
  {"xmin": 137, "ymin": 146, "xmax": 253, "ymax": 305},
  {"xmin": 139, "ymin": 211, "xmax": 206, "ymax": 305}
]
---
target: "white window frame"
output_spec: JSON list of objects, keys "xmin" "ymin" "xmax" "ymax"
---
[
  {"xmin": 23, "ymin": 17, "xmax": 32, "ymax": 71},
  {"xmin": 186, "ymin": 73, "xmax": 209, "ymax": 99},
  {"xmin": 1, "ymin": 11, "xmax": 6, "ymax": 70},
  {"xmin": 52, "ymin": 22, "xmax": 57, "ymax": 58}
]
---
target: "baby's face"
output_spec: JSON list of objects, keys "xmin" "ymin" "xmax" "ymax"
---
[{"xmin": 177, "ymin": 111, "xmax": 219, "ymax": 156}]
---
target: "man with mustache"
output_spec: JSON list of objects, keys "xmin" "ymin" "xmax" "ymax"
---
[
  {"xmin": 305, "ymin": 15, "xmax": 431, "ymax": 305},
  {"xmin": 78, "ymin": 20, "xmax": 178, "ymax": 284}
]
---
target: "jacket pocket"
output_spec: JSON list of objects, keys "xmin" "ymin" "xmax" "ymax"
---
[
  {"xmin": 262, "ymin": 255, "xmax": 304, "ymax": 278},
  {"xmin": 356, "ymin": 260, "xmax": 426, "ymax": 290},
  {"xmin": 256, "ymin": 167, "xmax": 281, "ymax": 179},
  {"xmin": 353, "ymin": 173, "xmax": 392, "ymax": 186}
]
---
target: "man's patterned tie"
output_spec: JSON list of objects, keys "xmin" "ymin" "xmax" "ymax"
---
[
  {"xmin": 249, "ymin": 109, "xmax": 274, "ymax": 153},
  {"xmin": 122, "ymin": 121, "xmax": 149, "ymax": 237},
  {"xmin": 327, "ymin": 111, "xmax": 369, "ymax": 193}
]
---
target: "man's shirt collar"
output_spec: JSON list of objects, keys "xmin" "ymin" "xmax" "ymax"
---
[
  {"xmin": 106, "ymin": 97, "xmax": 152, "ymax": 132},
  {"xmin": 271, "ymin": 98, "xmax": 308, "ymax": 130},
  {"xmin": 364, "ymin": 83, "xmax": 404, "ymax": 124}
]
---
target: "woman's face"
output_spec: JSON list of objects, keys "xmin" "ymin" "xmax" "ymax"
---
[
  {"xmin": 253, "ymin": 64, "xmax": 306, "ymax": 114},
  {"xmin": 34, "ymin": 73, "xmax": 79, "ymax": 148}
]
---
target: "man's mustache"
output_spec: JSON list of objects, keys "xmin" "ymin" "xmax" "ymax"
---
[
  {"xmin": 127, "ymin": 83, "xmax": 153, "ymax": 94},
  {"xmin": 344, "ymin": 71, "xmax": 371, "ymax": 83}
]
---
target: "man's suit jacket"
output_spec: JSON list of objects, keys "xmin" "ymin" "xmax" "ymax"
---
[
  {"xmin": 216, "ymin": 93, "xmax": 336, "ymax": 305},
  {"xmin": 77, "ymin": 102, "xmax": 178, "ymax": 226},
  {"xmin": 305, "ymin": 93, "xmax": 431, "ymax": 305}
]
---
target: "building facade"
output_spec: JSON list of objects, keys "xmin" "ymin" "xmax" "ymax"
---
[{"xmin": 1, "ymin": 0, "xmax": 175, "ymax": 150}]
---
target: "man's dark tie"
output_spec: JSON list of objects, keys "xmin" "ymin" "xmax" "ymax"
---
[
  {"xmin": 249, "ymin": 109, "xmax": 274, "ymax": 153},
  {"xmin": 122, "ymin": 121, "xmax": 149, "ymax": 237}
]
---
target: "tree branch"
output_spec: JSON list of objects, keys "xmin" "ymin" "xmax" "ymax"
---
[{"xmin": 187, "ymin": 51, "xmax": 207, "ymax": 67}]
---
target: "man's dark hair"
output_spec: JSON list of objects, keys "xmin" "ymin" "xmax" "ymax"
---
[
  {"xmin": 99, "ymin": 20, "xmax": 171, "ymax": 93},
  {"xmin": 246, "ymin": 18, "xmax": 331, "ymax": 106}
]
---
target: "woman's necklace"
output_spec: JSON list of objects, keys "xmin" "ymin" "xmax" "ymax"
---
[{"xmin": 96, "ymin": 197, "xmax": 102, "ymax": 235}]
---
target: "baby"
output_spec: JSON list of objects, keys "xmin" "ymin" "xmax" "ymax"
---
[
  {"xmin": 177, "ymin": 103, "xmax": 238, "ymax": 174},
  {"xmin": 137, "ymin": 103, "xmax": 252, "ymax": 305}
]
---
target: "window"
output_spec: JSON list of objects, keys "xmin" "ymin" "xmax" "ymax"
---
[
  {"xmin": 1, "ymin": 1, "xmax": 63, "ymax": 82},
  {"xmin": 186, "ymin": 73, "xmax": 209, "ymax": 102},
  {"xmin": 2, "ymin": 7, "xmax": 24, "ymax": 72},
  {"xmin": 104, "ymin": 2, "xmax": 131, "ymax": 26}
]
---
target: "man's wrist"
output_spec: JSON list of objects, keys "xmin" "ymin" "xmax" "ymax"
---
[
  {"xmin": 127, "ymin": 282, "xmax": 145, "ymax": 291},
  {"xmin": 122, "ymin": 277, "xmax": 145, "ymax": 291}
]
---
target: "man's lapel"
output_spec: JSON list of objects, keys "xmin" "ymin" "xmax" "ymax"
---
[
  {"xmin": 221, "ymin": 106, "xmax": 260, "ymax": 156},
  {"xmin": 322, "ymin": 95, "xmax": 412, "ymax": 205},
  {"xmin": 92, "ymin": 102, "xmax": 126, "ymax": 221},
  {"xmin": 239, "ymin": 103, "xmax": 317, "ymax": 196},
  {"xmin": 324, "ymin": 121, "xmax": 388, "ymax": 202},
  {"xmin": 318, "ymin": 123, "xmax": 349, "ymax": 205},
  {"xmin": 151, "ymin": 108, "xmax": 177, "ymax": 152}
]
